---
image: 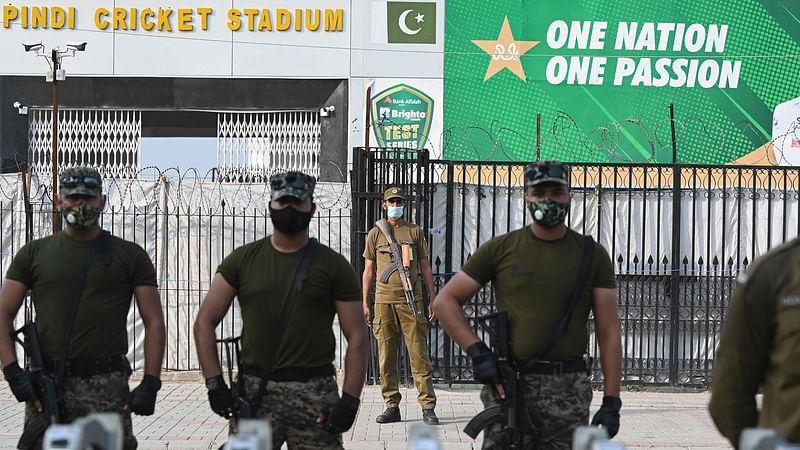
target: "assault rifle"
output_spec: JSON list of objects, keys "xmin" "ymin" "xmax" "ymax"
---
[
  {"xmin": 463, "ymin": 312, "xmax": 524, "ymax": 448},
  {"xmin": 375, "ymin": 219, "xmax": 420, "ymax": 318},
  {"xmin": 217, "ymin": 336, "xmax": 253, "ymax": 419},
  {"xmin": 14, "ymin": 322, "xmax": 62, "ymax": 449}
]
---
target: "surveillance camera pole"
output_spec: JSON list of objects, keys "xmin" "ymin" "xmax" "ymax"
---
[
  {"xmin": 50, "ymin": 48, "xmax": 60, "ymax": 233},
  {"xmin": 24, "ymin": 42, "xmax": 85, "ymax": 233}
]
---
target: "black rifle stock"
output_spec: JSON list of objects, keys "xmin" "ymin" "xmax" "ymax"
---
[
  {"xmin": 375, "ymin": 219, "xmax": 420, "ymax": 318},
  {"xmin": 14, "ymin": 322, "xmax": 61, "ymax": 449},
  {"xmin": 463, "ymin": 312, "xmax": 524, "ymax": 448}
]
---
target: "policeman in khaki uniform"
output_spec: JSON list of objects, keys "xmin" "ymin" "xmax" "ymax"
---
[
  {"xmin": 362, "ymin": 187, "xmax": 439, "ymax": 425},
  {"xmin": 709, "ymin": 240, "xmax": 800, "ymax": 447}
]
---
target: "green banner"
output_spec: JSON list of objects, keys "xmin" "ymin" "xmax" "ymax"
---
[{"xmin": 444, "ymin": 0, "xmax": 800, "ymax": 163}]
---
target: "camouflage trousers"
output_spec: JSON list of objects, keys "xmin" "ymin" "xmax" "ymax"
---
[
  {"xmin": 23, "ymin": 371, "xmax": 135, "ymax": 450},
  {"xmin": 236, "ymin": 374, "xmax": 343, "ymax": 450},
  {"xmin": 479, "ymin": 372, "xmax": 592, "ymax": 450}
]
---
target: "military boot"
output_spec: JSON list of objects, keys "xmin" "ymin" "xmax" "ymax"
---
[
  {"xmin": 376, "ymin": 406, "xmax": 401, "ymax": 423},
  {"xmin": 422, "ymin": 409, "xmax": 439, "ymax": 425}
]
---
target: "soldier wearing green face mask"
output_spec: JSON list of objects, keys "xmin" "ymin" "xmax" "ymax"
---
[
  {"xmin": 362, "ymin": 187, "xmax": 439, "ymax": 425},
  {"xmin": 434, "ymin": 161, "xmax": 623, "ymax": 449},
  {"xmin": 0, "ymin": 166, "xmax": 166, "ymax": 450}
]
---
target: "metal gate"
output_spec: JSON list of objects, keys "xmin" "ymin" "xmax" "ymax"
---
[
  {"xmin": 216, "ymin": 111, "xmax": 321, "ymax": 181},
  {"xmin": 353, "ymin": 147, "xmax": 796, "ymax": 387},
  {"xmin": 29, "ymin": 108, "xmax": 142, "ymax": 180}
]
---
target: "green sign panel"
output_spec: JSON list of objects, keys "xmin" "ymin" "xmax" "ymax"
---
[
  {"xmin": 388, "ymin": 2, "xmax": 437, "ymax": 44},
  {"xmin": 444, "ymin": 0, "xmax": 800, "ymax": 164},
  {"xmin": 371, "ymin": 84, "xmax": 434, "ymax": 150}
]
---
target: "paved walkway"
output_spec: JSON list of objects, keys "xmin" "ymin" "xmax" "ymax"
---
[{"xmin": 0, "ymin": 377, "xmax": 732, "ymax": 450}]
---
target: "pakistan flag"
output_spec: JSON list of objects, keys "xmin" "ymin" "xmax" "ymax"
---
[{"xmin": 387, "ymin": 2, "xmax": 436, "ymax": 44}]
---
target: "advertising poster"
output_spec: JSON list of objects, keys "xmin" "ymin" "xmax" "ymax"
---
[
  {"xmin": 368, "ymin": 78, "xmax": 444, "ymax": 158},
  {"xmin": 444, "ymin": 0, "xmax": 800, "ymax": 164}
]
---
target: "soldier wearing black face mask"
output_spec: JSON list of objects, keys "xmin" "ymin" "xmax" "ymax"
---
[
  {"xmin": 194, "ymin": 171, "xmax": 368, "ymax": 450},
  {"xmin": 434, "ymin": 161, "xmax": 623, "ymax": 449}
]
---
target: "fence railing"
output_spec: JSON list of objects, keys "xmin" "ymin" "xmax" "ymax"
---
[
  {"xmin": 3, "ymin": 153, "xmax": 798, "ymax": 387},
  {"xmin": 351, "ymin": 148, "xmax": 800, "ymax": 387},
  {"xmin": 0, "ymin": 172, "xmax": 352, "ymax": 372}
]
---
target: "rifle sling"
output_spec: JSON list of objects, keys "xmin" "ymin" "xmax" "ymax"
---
[
  {"xmin": 56, "ymin": 231, "xmax": 111, "ymax": 387},
  {"xmin": 503, "ymin": 235, "xmax": 595, "ymax": 447},
  {"xmin": 246, "ymin": 238, "xmax": 318, "ymax": 413},
  {"xmin": 534, "ymin": 235, "xmax": 595, "ymax": 362}
]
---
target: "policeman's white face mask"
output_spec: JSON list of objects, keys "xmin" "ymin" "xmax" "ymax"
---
[{"xmin": 387, "ymin": 206, "xmax": 404, "ymax": 219}]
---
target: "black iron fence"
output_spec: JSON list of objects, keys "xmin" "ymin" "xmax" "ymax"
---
[
  {"xmin": 0, "ymin": 173, "xmax": 353, "ymax": 372},
  {"xmin": 2, "ymin": 156, "xmax": 796, "ymax": 388},
  {"xmin": 351, "ymin": 147, "xmax": 800, "ymax": 387}
]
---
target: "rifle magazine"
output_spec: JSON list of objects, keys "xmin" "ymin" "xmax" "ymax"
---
[{"xmin": 463, "ymin": 404, "xmax": 502, "ymax": 439}]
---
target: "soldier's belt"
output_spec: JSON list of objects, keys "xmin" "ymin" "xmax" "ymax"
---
[
  {"xmin": 45, "ymin": 355, "xmax": 129, "ymax": 378},
  {"xmin": 241, "ymin": 363, "xmax": 335, "ymax": 382},
  {"xmin": 517, "ymin": 358, "xmax": 586, "ymax": 375}
]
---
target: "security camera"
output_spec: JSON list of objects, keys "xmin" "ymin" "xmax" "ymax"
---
[
  {"xmin": 66, "ymin": 42, "xmax": 87, "ymax": 52},
  {"xmin": 22, "ymin": 42, "xmax": 43, "ymax": 53},
  {"xmin": 13, "ymin": 102, "xmax": 28, "ymax": 115},
  {"xmin": 320, "ymin": 105, "xmax": 335, "ymax": 117}
]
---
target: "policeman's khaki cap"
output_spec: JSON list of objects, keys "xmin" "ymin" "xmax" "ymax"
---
[{"xmin": 384, "ymin": 187, "xmax": 406, "ymax": 201}]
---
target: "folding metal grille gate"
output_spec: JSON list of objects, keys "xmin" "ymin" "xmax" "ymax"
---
[
  {"xmin": 216, "ymin": 111, "xmax": 321, "ymax": 181},
  {"xmin": 28, "ymin": 108, "xmax": 142, "ymax": 180}
]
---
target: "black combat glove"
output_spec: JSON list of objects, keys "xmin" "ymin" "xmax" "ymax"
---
[
  {"xmin": 466, "ymin": 341, "xmax": 502, "ymax": 385},
  {"xmin": 3, "ymin": 361, "xmax": 38, "ymax": 403},
  {"xmin": 128, "ymin": 374, "xmax": 161, "ymax": 415},
  {"xmin": 319, "ymin": 392, "xmax": 360, "ymax": 433},
  {"xmin": 206, "ymin": 375, "xmax": 235, "ymax": 418},
  {"xmin": 591, "ymin": 395, "xmax": 622, "ymax": 438}
]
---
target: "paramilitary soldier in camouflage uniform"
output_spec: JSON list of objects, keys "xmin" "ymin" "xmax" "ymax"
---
[
  {"xmin": 709, "ymin": 240, "xmax": 800, "ymax": 447},
  {"xmin": 434, "ymin": 161, "xmax": 623, "ymax": 449},
  {"xmin": 194, "ymin": 171, "xmax": 367, "ymax": 450},
  {"xmin": 0, "ymin": 166, "xmax": 166, "ymax": 450},
  {"xmin": 362, "ymin": 187, "xmax": 439, "ymax": 425}
]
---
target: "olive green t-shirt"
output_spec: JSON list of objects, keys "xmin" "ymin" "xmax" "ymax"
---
[
  {"xmin": 461, "ymin": 227, "xmax": 616, "ymax": 360},
  {"xmin": 709, "ymin": 239, "xmax": 800, "ymax": 447},
  {"xmin": 363, "ymin": 221, "xmax": 429, "ymax": 303},
  {"xmin": 5, "ymin": 231, "xmax": 157, "ymax": 359},
  {"xmin": 217, "ymin": 237, "xmax": 360, "ymax": 370}
]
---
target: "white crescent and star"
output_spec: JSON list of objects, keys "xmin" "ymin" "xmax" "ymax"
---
[{"xmin": 398, "ymin": 9, "xmax": 423, "ymax": 35}]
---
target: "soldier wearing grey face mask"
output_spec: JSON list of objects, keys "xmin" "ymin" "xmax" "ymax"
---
[
  {"xmin": 434, "ymin": 160, "xmax": 623, "ymax": 450},
  {"xmin": 0, "ymin": 166, "xmax": 166, "ymax": 450}
]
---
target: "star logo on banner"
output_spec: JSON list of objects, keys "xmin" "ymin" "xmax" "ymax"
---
[{"xmin": 471, "ymin": 16, "xmax": 539, "ymax": 82}]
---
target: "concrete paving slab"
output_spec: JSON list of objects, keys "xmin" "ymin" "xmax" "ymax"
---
[{"xmin": 0, "ymin": 379, "xmax": 732, "ymax": 449}]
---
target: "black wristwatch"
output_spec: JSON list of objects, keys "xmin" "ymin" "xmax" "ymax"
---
[{"xmin": 205, "ymin": 375, "xmax": 226, "ymax": 391}]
